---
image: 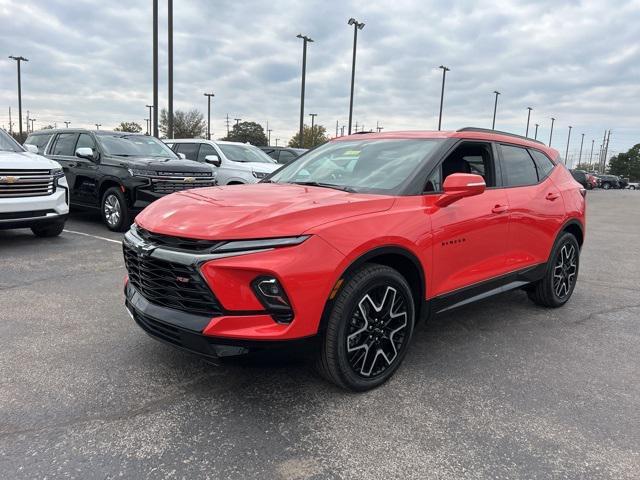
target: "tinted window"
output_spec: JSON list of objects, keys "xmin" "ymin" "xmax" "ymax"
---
[
  {"xmin": 500, "ymin": 145, "xmax": 539, "ymax": 187},
  {"xmin": 98, "ymin": 134, "xmax": 176, "ymax": 157},
  {"xmin": 529, "ymin": 149, "xmax": 555, "ymax": 179},
  {"xmin": 25, "ymin": 133, "xmax": 53, "ymax": 154},
  {"xmin": 197, "ymin": 143, "xmax": 217, "ymax": 162},
  {"xmin": 218, "ymin": 144, "xmax": 276, "ymax": 163},
  {"xmin": 175, "ymin": 143, "xmax": 200, "ymax": 161},
  {"xmin": 52, "ymin": 133, "xmax": 79, "ymax": 156},
  {"xmin": 76, "ymin": 133, "xmax": 96, "ymax": 151},
  {"xmin": 278, "ymin": 150, "xmax": 297, "ymax": 164}
]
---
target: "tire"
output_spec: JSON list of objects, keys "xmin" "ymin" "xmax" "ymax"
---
[
  {"xmin": 101, "ymin": 187, "xmax": 131, "ymax": 232},
  {"xmin": 630, "ymin": 185, "xmax": 636, "ymax": 190},
  {"xmin": 527, "ymin": 232, "xmax": 580, "ymax": 308},
  {"xmin": 602, "ymin": 182, "xmax": 611, "ymax": 190},
  {"xmin": 316, "ymin": 263, "xmax": 415, "ymax": 392},
  {"xmin": 586, "ymin": 184, "xmax": 593, "ymax": 190},
  {"xmin": 31, "ymin": 220, "xmax": 65, "ymax": 237}
]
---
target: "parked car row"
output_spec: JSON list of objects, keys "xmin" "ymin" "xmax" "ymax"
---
[{"xmin": 569, "ymin": 170, "xmax": 634, "ymax": 190}]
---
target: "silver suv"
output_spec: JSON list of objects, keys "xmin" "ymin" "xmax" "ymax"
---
[{"xmin": 166, "ymin": 139, "xmax": 280, "ymax": 185}]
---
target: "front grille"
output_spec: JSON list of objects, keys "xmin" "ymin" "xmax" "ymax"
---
[
  {"xmin": 123, "ymin": 243, "xmax": 223, "ymax": 317},
  {"xmin": 151, "ymin": 179, "xmax": 216, "ymax": 194},
  {"xmin": 0, "ymin": 169, "xmax": 55, "ymax": 197},
  {"xmin": 136, "ymin": 227, "xmax": 222, "ymax": 252},
  {"xmin": 156, "ymin": 171, "xmax": 212, "ymax": 177}
]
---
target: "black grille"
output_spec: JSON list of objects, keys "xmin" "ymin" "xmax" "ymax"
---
[
  {"xmin": 151, "ymin": 180, "xmax": 216, "ymax": 194},
  {"xmin": 123, "ymin": 243, "xmax": 223, "ymax": 317},
  {"xmin": 136, "ymin": 227, "xmax": 222, "ymax": 252}
]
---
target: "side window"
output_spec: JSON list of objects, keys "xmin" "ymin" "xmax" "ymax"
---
[
  {"xmin": 26, "ymin": 134, "xmax": 53, "ymax": 154},
  {"xmin": 197, "ymin": 143, "xmax": 217, "ymax": 162},
  {"xmin": 278, "ymin": 150, "xmax": 297, "ymax": 164},
  {"xmin": 424, "ymin": 142, "xmax": 495, "ymax": 192},
  {"xmin": 529, "ymin": 149, "xmax": 555, "ymax": 179},
  {"xmin": 500, "ymin": 145, "xmax": 539, "ymax": 187},
  {"xmin": 52, "ymin": 133, "xmax": 79, "ymax": 156},
  {"xmin": 76, "ymin": 133, "xmax": 96, "ymax": 152},
  {"xmin": 175, "ymin": 143, "xmax": 199, "ymax": 161}
]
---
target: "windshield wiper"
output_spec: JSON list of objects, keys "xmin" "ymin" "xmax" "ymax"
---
[{"xmin": 290, "ymin": 181, "xmax": 356, "ymax": 193}]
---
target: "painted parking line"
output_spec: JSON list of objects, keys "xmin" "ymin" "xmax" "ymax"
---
[{"xmin": 63, "ymin": 229, "xmax": 122, "ymax": 245}]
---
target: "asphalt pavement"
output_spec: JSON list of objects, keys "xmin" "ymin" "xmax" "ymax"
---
[{"xmin": 1, "ymin": 190, "xmax": 638, "ymax": 479}]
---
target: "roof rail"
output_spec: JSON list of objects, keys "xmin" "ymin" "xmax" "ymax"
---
[{"xmin": 456, "ymin": 127, "xmax": 546, "ymax": 145}]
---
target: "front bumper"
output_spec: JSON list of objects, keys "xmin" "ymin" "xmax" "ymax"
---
[{"xmin": 0, "ymin": 185, "xmax": 68, "ymax": 229}]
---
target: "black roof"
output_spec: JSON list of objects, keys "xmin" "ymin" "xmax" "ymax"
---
[{"xmin": 457, "ymin": 127, "xmax": 546, "ymax": 145}]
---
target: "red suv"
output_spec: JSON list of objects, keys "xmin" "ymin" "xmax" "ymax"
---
[{"xmin": 123, "ymin": 128, "xmax": 586, "ymax": 391}]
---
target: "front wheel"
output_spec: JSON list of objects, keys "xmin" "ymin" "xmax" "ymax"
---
[
  {"xmin": 630, "ymin": 185, "xmax": 636, "ymax": 190},
  {"xmin": 527, "ymin": 232, "xmax": 580, "ymax": 308},
  {"xmin": 101, "ymin": 187, "xmax": 131, "ymax": 232},
  {"xmin": 31, "ymin": 220, "xmax": 65, "ymax": 237},
  {"xmin": 602, "ymin": 182, "xmax": 611, "ymax": 190},
  {"xmin": 316, "ymin": 264, "xmax": 415, "ymax": 391}
]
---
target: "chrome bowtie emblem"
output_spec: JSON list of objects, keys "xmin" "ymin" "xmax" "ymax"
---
[
  {"xmin": 0, "ymin": 176, "xmax": 18, "ymax": 184},
  {"xmin": 183, "ymin": 177, "xmax": 196, "ymax": 183}
]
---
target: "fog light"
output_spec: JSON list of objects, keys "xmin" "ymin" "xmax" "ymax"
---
[{"xmin": 251, "ymin": 276, "xmax": 293, "ymax": 323}]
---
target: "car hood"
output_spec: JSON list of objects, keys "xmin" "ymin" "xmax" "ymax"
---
[
  {"xmin": 232, "ymin": 161, "xmax": 280, "ymax": 173},
  {"xmin": 135, "ymin": 183, "xmax": 395, "ymax": 239},
  {"xmin": 106, "ymin": 155, "xmax": 213, "ymax": 173},
  {"xmin": 0, "ymin": 150, "xmax": 61, "ymax": 170}
]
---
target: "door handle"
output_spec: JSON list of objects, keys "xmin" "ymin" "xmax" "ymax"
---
[
  {"xmin": 545, "ymin": 192, "xmax": 560, "ymax": 201},
  {"xmin": 492, "ymin": 204, "xmax": 509, "ymax": 214}
]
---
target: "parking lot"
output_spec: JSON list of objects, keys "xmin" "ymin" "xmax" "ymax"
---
[{"xmin": 0, "ymin": 190, "xmax": 638, "ymax": 479}]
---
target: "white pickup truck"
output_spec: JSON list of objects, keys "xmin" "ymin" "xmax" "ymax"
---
[{"xmin": 0, "ymin": 129, "xmax": 69, "ymax": 236}]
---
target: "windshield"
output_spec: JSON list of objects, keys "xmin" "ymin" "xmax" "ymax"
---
[
  {"xmin": 268, "ymin": 139, "xmax": 442, "ymax": 194},
  {"xmin": 97, "ymin": 134, "xmax": 177, "ymax": 158},
  {"xmin": 0, "ymin": 129, "xmax": 24, "ymax": 153},
  {"xmin": 218, "ymin": 144, "xmax": 276, "ymax": 163}
]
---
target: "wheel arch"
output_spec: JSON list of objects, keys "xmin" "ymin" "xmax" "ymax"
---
[
  {"xmin": 317, "ymin": 245, "xmax": 427, "ymax": 333},
  {"xmin": 98, "ymin": 177, "xmax": 125, "ymax": 205},
  {"xmin": 560, "ymin": 218, "xmax": 584, "ymax": 248}
]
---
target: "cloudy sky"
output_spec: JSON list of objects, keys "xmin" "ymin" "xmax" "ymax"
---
[{"xmin": 1, "ymin": 0, "xmax": 638, "ymax": 162}]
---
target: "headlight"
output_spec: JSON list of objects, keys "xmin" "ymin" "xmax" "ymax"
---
[
  {"xmin": 128, "ymin": 168, "xmax": 157, "ymax": 177},
  {"xmin": 214, "ymin": 235, "xmax": 310, "ymax": 253},
  {"xmin": 51, "ymin": 167, "xmax": 64, "ymax": 178},
  {"xmin": 252, "ymin": 170, "xmax": 268, "ymax": 179}
]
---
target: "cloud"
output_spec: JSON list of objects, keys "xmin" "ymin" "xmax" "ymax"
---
[{"xmin": 0, "ymin": 0, "xmax": 638, "ymax": 156}]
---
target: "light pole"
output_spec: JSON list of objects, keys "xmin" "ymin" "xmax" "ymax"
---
[
  {"xmin": 309, "ymin": 113, "xmax": 317, "ymax": 147},
  {"xmin": 491, "ymin": 91, "xmax": 500, "ymax": 129},
  {"xmin": 152, "ymin": 0, "xmax": 159, "ymax": 137},
  {"xmin": 296, "ymin": 34, "xmax": 313, "ymax": 148},
  {"xmin": 340, "ymin": 125, "xmax": 345, "ymax": 136},
  {"xmin": 8, "ymin": 55, "xmax": 28, "ymax": 138},
  {"xmin": 347, "ymin": 18, "xmax": 365, "ymax": 135},
  {"xmin": 549, "ymin": 118, "xmax": 555, "ymax": 147},
  {"xmin": 144, "ymin": 118, "xmax": 149, "ymax": 134},
  {"xmin": 525, "ymin": 107, "xmax": 533, "ymax": 137},
  {"xmin": 64, "ymin": 121, "xmax": 71, "ymax": 128},
  {"xmin": 275, "ymin": 138, "xmax": 279, "ymax": 146},
  {"xmin": 146, "ymin": 104, "xmax": 153, "ymax": 134},
  {"xmin": 30, "ymin": 118, "xmax": 36, "ymax": 132},
  {"xmin": 534, "ymin": 123, "xmax": 539, "ymax": 140},
  {"xmin": 95, "ymin": 124, "xmax": 102, "ymax": 130},
  {"xmin": 564, "ymin": 126, "xmax": 572, "ymax": 165},
  {"xmin": 589, "ymin": 139, "xmax": 595, "ymax": 166},
  {"xmin": 204, "ymin": 93, "xmax": 215, "ymax": 140},
  {"xmin": 267, "ymin": 129, "xmax": 272, "ymax": 146},
  {"xmin": 578, "ymin": 133, "xmax": 584, "ymax": 166},
  {"xmin": 167, "ymin": 0, "xmax": 174, "ymax": 139},
  {"xmin": 437, "ymin": 65, "xmax": 450, "ymax": 131},
  {"xmin": 234, "ymin": 118, "xmax": 241, "ymax": 126}
]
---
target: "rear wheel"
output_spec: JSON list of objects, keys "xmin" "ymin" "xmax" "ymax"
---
[
  {"xmin": 602, "ymin": 182, "xmax": 611, "ymax": 190},
  {"xmin": 630, "ymin": 185, "xmax": 636, "ymax": 190},
  {"xmin": 316, "ymin": 264, "xmax": 415, "ymax": 391},
  {"xmin": 527, "ymin": 232, "xmax": 580, "ymax": 308},
  {"xmin": 101, "ymin": 187, "xmax": 131, "ymax": 232},
  {"xmin": 31, "ymin": 220, "xmax": 64, "ymax": 237}
]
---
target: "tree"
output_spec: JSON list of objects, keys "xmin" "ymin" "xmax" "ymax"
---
[
  {"xmin": 575, "ymin": 163, "xmax": 597, "ymax": 171},
  {"xmin": 114, "ymin": 121, "xmax": 142, "ymax": 133},
  {"xmin": 222, "ymin": 121, "xmax": 268, "ymax": 146},
  {"xmin": 41, "ymin": 125, "xmax": 55, "ymax": 130},
  {"xmin": 608, "ymin": 144, "xmax": 640, "ymax": 181},
  {"xmin": 159, "ymin": 108, "xmax": 206, "ymax": 139},
  {"xmin": 288, "ymin": 124, "xmax": 328, "ymax": 149}
]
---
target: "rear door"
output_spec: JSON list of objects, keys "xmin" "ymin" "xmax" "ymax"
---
[
  {"xmin": 72, "ymin": 133, "xmax": 101, "ymax": 205},
  {"xmin": 48, "ymin": 132, "xmax": 80, "ymax": 202},
  {"xmin": 174, "ymin": 142, "xmax": 200, "ymax": 161},
  {"xmin": 498, "ymin": 144, "xmax": 565, "ymax": 270}
]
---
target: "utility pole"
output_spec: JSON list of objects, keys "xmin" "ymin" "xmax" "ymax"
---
[
  {"xmin": 8, "ymin": 107, "xmax": 12, "ymax": 134},
  {"xmin": 603, "ymin": 130, "xmax": 611, "ymax": 172},
  {"xmin": 347, "ymin": 18, "xmax": 365, "ymax": 135},
  {"xmin": 146, "ymin": 104, "xmax": 153, "ymax": 134},
  {"xmin": 95, "ymin": 124, "xmax": 101, "ymax": 130},
  {"xmin": 234, "ymin": 118, "xmax": 241, "ymax": 126},
  {"xmin": 296, "ymin": 34, "xmax": 313, "ymax": 148},
  {"xmin": 275, "ymin": 138, "xmax": 279, "ymax": 147},
  {"xmin": 336, "ymin": 120, "xmax": 339, "ymax": 138},
  {"xmin": 64, "ymin": 121, "xmax": 71, "ymax": 128},
  {"xmin": 309, "ymin": 113, "xmax": 317, "ymax": 147},
  {"xmin": 437, "ymin": 65, "xmax": 450, "ymax": 131},
  {"xmin": 8, "ymin": 55, "xmax": 28, "ymax": 138},
  {"xmin": 589, "ymin": 139, "xmax": 594, "ymax": 166},
  {"xmin": 549, "ymin": 118, "xmax": 555, "ymax": 147},
  {"xmin": 225, "ymin": 114, "xmax": 230, "ymax": 136},
  {"xmin": 204, "ymin": 93, "xmax": 215, "ymax": 140},
  {"xmin": 340, "ymin": 125, "xmax": 345, "ymax": 136},
  {"xmin": 354, "ymin": 121, "xmax": 358, "ymax": 133},
  {"xmin": 578, "ymin": 133, "xmax": 584, "ymax": 166},
  {"xmin": 267, "ymin": 129, "xmax": 272, "ymax": 146},
  {"xmin": 564, "ymin": 126, "xmax": 572, "ymax": 165},
  {"xmin": 152, "ymin": 0, "xmax": 159, "ymax": 137},
  {"xmin": 599, "ymin": 130, "xmax": 607, "ymax": 172},
  {"xmin": 491, "ymin": 91, "xmax": 500, "ymax": 129},
  {"xmin": 30, "ymin": 118, "xmax": 36, "ymax": 132},
  {"xmin": 144, "ymin": 119, "xmax": 149, "ymax": 134},
  {"xmin": 534, "ymin": 123, "xmax": 539, "ymax": 140},
  {"xmin": 167, "ymin": 0, "xmax": 174, "ymax": 139},
  {"xmin": 525, "ymin": 107, "xmax": 533, "ymax": 137},
  {"xmin": 26, "ymin": 110, "xmax": 30, "ymax": 134}
]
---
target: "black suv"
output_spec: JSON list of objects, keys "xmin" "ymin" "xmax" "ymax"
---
[
  {"xmin": 596, "ymin": 174, "xmax": 620, "ymax": 190},
  {"xmin": 25, "ymin": 129, "xmax": 216, "ymax": 231},
  {"xmin": 259, "ymin": 146, "xmax": 307, "ymax": 164}
]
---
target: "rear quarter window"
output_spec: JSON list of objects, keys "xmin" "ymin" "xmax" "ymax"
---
[
  {"xmin": 499, "ymin": 144, "xmax": 539, "ymax": 187},
  {"xmin": 529, "ymin": 149, "xmax": 556, "ymax": 179}
]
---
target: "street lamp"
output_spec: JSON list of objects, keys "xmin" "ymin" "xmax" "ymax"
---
[
  {"xmin": 534, "ymin": 123, "xmax": 539, "ymax": 140},
  {"xmin": 525, "ymin": 107, "xmax": 533, "ymax": 137},
  {"xmin": 564, "ymin": 126, "xmax": 572, "ymax": 164},
  {"xmin": 491, "ymin": 91, "xmax": 500, "ymax": 129},
  {"xmin": 549, "ymin": 118, "xmax": 555, "ymax": 147},
  {"xmin": 309, "ymin": 113, "xmax": 317, "ymax": 147},
  {"xmin": 589, "ymin": 139, "xmax": 595, "ymax": 165},
  {"xmin": 234, "ymin": 118, "xmax": 241, "ymax": 126},
  {"xmin": 64, "ymin": 121, "xmax": 71, "ymax": 128},
  {"xmin": 95, "ymin": 123, "xmax": 101, "ymax": 130},
  {"xmin": 347, "ymin": 18, "xmax": 365, "ymax": 135},
  {"xmin": 204, "ymin": 93, "xmax": 215, "ymax": 140},
  {"xmin": 437, "ymin": 65, "xmax": 450, "ymax": 131},
  {"xmin": 8, "ymin": 55, "xmax": 28, "ymax": 138},
  {"xmin": 578, "ymin": 133, "xmax": 584, "ymax": 166},
  {"xmin": 29, "ymin": 118, "xmax": 36, "ymax": 132},
  {"xmin": 296, "ymin": 34, "xmax": 313, "ymax": 148},
  {"xmin": 144, "ymin": 118, "xmax": 149, "ymax": 135},
  {"xmin": 146, "ymin": 104, "xmax": 153, "ymax": 135},
  {"xmin": 267, "ymin": 129, "xmax": 272, "ymax": 146}
]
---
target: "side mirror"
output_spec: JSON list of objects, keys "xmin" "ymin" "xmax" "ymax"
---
[
  {"xmin": 177, "ymin": 152, "xmax": 186, "ymax": 159},
  {"xmin": 205, "ymin": 154, "xmax": 221, "ymax": 167},
  {"xmin": 76, "ymin": 147, "xmax": 95, "ymax": 161},
  {"xmin": 24, "ymin": 144, "xmax": 39, "ymax": 154},
  {"xmin": 435, "ymin": 173, "xmax": 486, "ymax": 207}
]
